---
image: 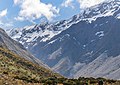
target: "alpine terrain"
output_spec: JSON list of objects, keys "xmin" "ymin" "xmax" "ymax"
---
[
  {"xmin": 8, "ymin": 0, "xmax": 120, "ymax": 79},
  {"xmin": 0, "ymin": 28, "xmax": 63, "ymax": 84}
]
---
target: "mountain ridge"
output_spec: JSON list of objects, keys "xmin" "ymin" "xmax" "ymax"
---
[
  {"xmin": 7, "ymin": 0, "xmax": 120, "ymax": 79},
  {"xmin": 0, "ymin": 28, "xmax": 49, "ymax": 68}
]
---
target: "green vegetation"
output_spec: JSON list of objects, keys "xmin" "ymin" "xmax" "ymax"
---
[
  {"xmin": 0, "ymin": 47, "xmax": 62, "ymax": 85},
  {"xmin": 0, "ymin": 47, "xmax": 120, "ymax": 85},
  {"xmin": 40, "ymin": 77, "xmax": 120, "ymax": 85}
]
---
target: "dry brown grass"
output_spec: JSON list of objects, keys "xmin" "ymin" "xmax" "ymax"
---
[{"xmin": 0, "ymin": 47, "xmax": 62, "ymax": 84}]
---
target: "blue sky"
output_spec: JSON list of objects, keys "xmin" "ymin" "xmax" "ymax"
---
[{"xmin": 0, "ymin": 0, "xmax": 106, "ymax": 30}]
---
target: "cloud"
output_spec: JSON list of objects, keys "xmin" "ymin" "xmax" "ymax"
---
[
  {"xmin": 14, "ymin": 0, "xmax": 59, "ymax": 21},
  {"xmin": 0, "ymin": 9, "xmax": 13, "ymax": 29},
  {"xmin": 0, "ymin": 9, "xmax": 7, "ymax": 17},
  {"xmin": 77, "ymin": 0, "xmax": 106, "ymax": 9},
  {"xmin": 14, "ymin": 0, "xmax": 22, "ymax": 5},
  {"xmin": 62, "ymin": 0, "xmax": 74, "ymax": 8},
  {"xmin": 0, "ymin": 20, "xmax": 13, "ymax": 29},
  {"xmin": 0, "ymin": 21, "xmax": 3, "ymax": 25},
  {"xmin": 14, "ymin": 16, "xmax": 24, "ymax": 21}
]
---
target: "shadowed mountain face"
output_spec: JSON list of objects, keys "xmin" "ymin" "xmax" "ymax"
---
[{"xmin": 8, "ymin": 0, "xmax": 120, "ymax": 79}]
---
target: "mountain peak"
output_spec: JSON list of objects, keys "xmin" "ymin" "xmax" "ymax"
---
[
  {"xmin": 7, "ymin": 0, "xmax": 120, "ymax": 50},
  {"xmin": 7, "ymin": 0, "xmax": 120, "ymax": 79}
]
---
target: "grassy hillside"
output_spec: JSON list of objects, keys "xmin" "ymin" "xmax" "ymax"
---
[
  {"xmin": 0, "ymin": 47, "xmax": 120, "ymax": 85},
  {"xmin": 0, "ymin": 47, "xmax": 62, "ymax": 85}
]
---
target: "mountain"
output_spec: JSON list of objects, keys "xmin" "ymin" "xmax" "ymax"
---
[
  {"xmin": 7, "ymin": 0, "xmax": 120, "ymax": 79},
  {"xmin": 0, "ymin": 28, "xmax": 49, "ymax": 68},
  {"xmin": 0, "ymin": 28, "xmax": 62, "ymax": 84}
]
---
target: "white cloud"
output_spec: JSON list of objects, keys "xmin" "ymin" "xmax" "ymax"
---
[
  {"xmin": 14, "ymin": 16, "xmax": 24, "ymax": 21},
  {"xmin": 0, "ymin": 9, "xmax": 13, "ymax": 29},
  {"xmin": 0, "ymin": 20, "xmax": 13, "ymax": 29},
  {"xmin": 14, "ymin": 0, "xmax": 22, "ymax": 5},
  {"xmin": 77, "ymin": 0, "xmax": 106, "ymax": 9},
  {"xmin": 14, "ymin": 0, "xmax": 59, "ymax": 21},
  {"xmin": 0, "ymin": 21, "xmax": 3, "ymax": 25},
  {"xmin": 62, "ymin": 0, "xmax": 74, "ymax": 8},
  {"xmin": 0, "ymin": 9, "xmax": 7, "ymax": 17}
]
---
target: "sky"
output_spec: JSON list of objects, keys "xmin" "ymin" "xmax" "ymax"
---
[{"xmin": 0, "ymin": 0, "xmax": 107, "ymax": 30}]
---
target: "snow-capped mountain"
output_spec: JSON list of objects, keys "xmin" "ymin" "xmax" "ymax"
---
[{"xmin": 7, "ymin": 0, "xmax": 120, "ymax": 79}]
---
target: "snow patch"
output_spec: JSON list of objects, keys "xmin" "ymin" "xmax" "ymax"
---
[
  {"xmin": 116, "ymin": 13, "xmax": 120, "ymax": 19},
  {"xmin": 95, "ymin": 31, "xmax": 104, "ymax": 37}
]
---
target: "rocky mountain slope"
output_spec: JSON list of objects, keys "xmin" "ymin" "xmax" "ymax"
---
[
  {"xmin": 7, "ymin": 0, "xmax": 120, "ymax": 79},
  {"xmin": 0, "ymin": 28, "xmax": 49, "ymax": 68},
  {"xmin": 0, "ymin": 28, "xmax": 62, "ymax": 84}
]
